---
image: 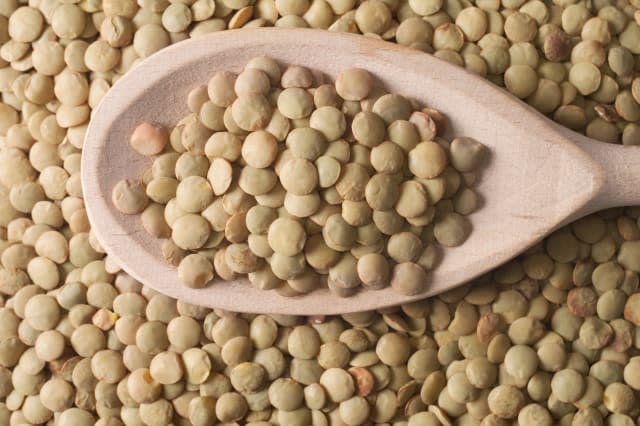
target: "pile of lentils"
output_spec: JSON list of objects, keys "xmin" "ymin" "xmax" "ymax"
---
[
  {"xmin": 0, "ymin": 0, "xmax": 640, "ymax": 425},
  {"xmin": 113, "ymin": 59, "xmax": 488, "ymax": 296}
]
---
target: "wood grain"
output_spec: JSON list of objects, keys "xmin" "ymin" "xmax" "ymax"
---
[{"xmin": 81, "ymin": 28, "xmax": 640, "ymax": 315}]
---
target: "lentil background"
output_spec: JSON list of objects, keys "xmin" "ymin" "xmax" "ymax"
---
[{"xmin": 0, "ymin": 0, "xmax": 640, "ymax": 425}]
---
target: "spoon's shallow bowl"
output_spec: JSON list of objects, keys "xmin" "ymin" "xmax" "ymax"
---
[{"xmin": 82, "ymin": 28, "xmax": 598, "ymax": 314}]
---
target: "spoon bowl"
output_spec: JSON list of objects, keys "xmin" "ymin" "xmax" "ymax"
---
[{"xmin": 82, "ymin": 28, "xmax": 640, "ymax": 314}]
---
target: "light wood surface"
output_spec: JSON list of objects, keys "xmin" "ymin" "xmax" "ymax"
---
[{"xmin": 81, "ymin": 29, "xmax": 640, "ymax": 315}]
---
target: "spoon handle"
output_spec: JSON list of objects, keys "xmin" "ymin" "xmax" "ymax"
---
[{"xmin": 561, "ymin": 124, "xmax": 640, "ymax": 214}]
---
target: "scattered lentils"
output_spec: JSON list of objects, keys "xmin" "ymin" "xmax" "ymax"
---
[{"xmin": 1, "ymin": 0, "xmax": 640, "ymax": 424}]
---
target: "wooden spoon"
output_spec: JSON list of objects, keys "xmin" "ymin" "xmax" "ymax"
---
[{"xmin": 82, "ymin": 28, "xmax": 639, "ymax": 315}]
